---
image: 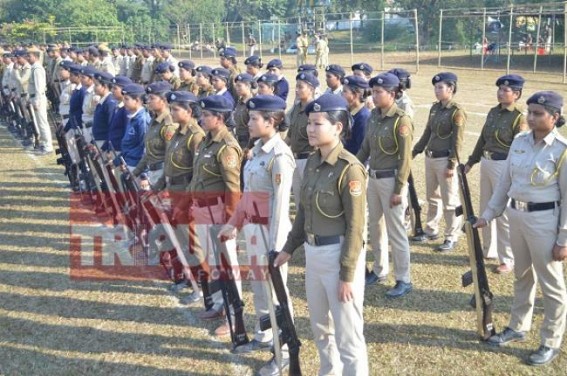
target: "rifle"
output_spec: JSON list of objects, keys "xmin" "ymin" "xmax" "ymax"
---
[
  {"xmin": 26, "ymin": 100, "xmax": 42, "ymax": 149},
  {"xmin": 206, "ymin": 205, "xmax": 249, "ymax": 350},
  {"xmin": 74, "ymin": 124, "xmax": 97, "ymax": 204},
  {"xmin": 49, "ymin": 111, "xmax": 74, "ymax": 183},
  {"xmin": 266, "ymin": 251, "xmax": 302, "ymax": 376},
  {"xmin": 455, "ymin": 162, "xmax": 496, "ymax": 341},
  {"xmin": 407, "ymin": 172, "xmax": 426, "ymax": 239}
]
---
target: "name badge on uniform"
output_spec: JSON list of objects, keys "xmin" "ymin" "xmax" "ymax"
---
[{"xmin": 204, "ymin": 153, "xmax": 212, "ymax": 158}]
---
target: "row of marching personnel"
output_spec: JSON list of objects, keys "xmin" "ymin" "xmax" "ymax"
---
[{"xmin": 3, "ymin": 42, "xmax": 567, "ymax": 373}]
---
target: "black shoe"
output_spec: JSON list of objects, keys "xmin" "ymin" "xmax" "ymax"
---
[
  {"xmin": 386, "ymin": 281, "xmax": 413, "ymax": 298},
  {"xmin": 233, "ymin": 339, "xmax": 273, "ymax": 354},
  {"xmin": 410, "ymin": 233, "xmax": 439, "ymax": 242},
  {"xmin": 527, "ymin": 345, "xmax": 560, "ymax": 366},
  {"xmin": 365, "ymin": 271, "xmax": 387, "ymax": 286},
  {"xmin": 487, "ymin": 327, "xmax": 526, "ymax": 347},
  {"xmin": 435, "ymin": 240, "xmax": 456, "ymax": 252}
]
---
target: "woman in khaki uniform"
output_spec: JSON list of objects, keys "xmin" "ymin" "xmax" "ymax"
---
[
  {"xmin": 232, "ymin": 73, "xmax": 255, "ymax": 149},
  {"xmin": 275, "ymin": 94, "xmax": 369, "ymax": 376},
  {"xmin": 178, "ymin": 60, "xmax": 199, "ymax": 95},
  {"xmin": 357, "ymin": 73, "xmax": 413, "ymax": 298},
  {"xmin": 476, "ymin": 91, "xmax": 567, "ymax": 366},
  {"xmin": 465, "ymin": 74, "xmax": 528, "ymax": 274},
  {"xmin": 195, "ymin": 66, "xmax": 215, "ymax": 98},
  {"xmin": 412, "ymin": 72, "xmax": 466, "ymax": 252},
  {"xmin": 155, "ymin": 62, "xmax": 181, "ymax": 90}
]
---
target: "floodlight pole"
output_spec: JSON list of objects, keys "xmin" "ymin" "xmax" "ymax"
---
[
  {"xmin": 438, "ymin": 9, "xmax": 443, "ymax": 67},
  {"xmin": 481, "ymin": 8, "xmax": 486, "ymax": 70},
  {"xmin": 534, "ymin": 6, "xmax": 543, "ymax": 73},
  {"xmin": 414, "ymin": 9, "xmax": 420, "ymax": 73},
  {"xmin": 506, "ymin": 5, "xmax": 513, "ymax": 74}
]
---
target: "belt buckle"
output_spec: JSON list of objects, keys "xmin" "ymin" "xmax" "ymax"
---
[
  {"xmin": 515, "ymin": 200, "xmax": 528, "ymax": 211},
  {"xmin": 306, "ymin": 233, "xmax": 315, "ymax": 246},
  {"xmin": 483, "ymin": 150, "xmax": 492, "ymax": 160},
  {"xmin": 426, "ymin": 150, "xmax": 433, "ymax": 158}
]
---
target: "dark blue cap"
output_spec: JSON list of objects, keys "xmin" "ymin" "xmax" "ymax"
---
[
  {"xmin": 59, "ymin": 60, "xmax": 74, "ymax": 71},
  {"xmin": 167, "ymin": 91, "xmax": 198, "ymax": 104},
  {"xmin": 298, "ymin": 64, "xmax": 317, "ymax": 73},
  {"xmin": 155, "ymin": 61, "xmax": 175, "ymax": 74},
  {"xmin": 235, "ymin": 73, "xmax": 255, "ymax": 84},
  {"xmin": 79, "ymin": 65, "xmax": 99, "ymax": 78},
  {"xmin": 244, "ymin": 55, "xmax": 262, "ymax": 66},
  {"xmin": 305, "ymin": 93, "xmax": 348, "ymax": 115},
  {"xmin": 110, "ymin": 75, "xmax": 133, "ymax": 87},
  {"xmin": 527, "ymin": 91, "xmax": 563, "ymax": 111},
  {"xmin": 195, "ymin": 66, "xmax": 212, "ymax": 76},
  {"xmin": 13, "ymin": 49, "xmax": 27, "ymax": 57},
  {"xmin": 351, "ymin": 62, "xmax": 373, "ymax": 75},
  {"xmin": 432, "ymin": 72, "xmax": 458, "ymax": 85},
  {"xmin": 296, "ymin": 72, "xmax": 320, "ymax": 88},
  {"xmin": 3, "ymin": 52, "xmax": 13, "ymax": 58},
  {"xmin": 496, "ymin": 74, "xmax": 525, "ymax": 90},
  {"xmin": 94, "ymin": 71, "xmax": 114, "ymax": 84},
  {"xmin": 267, "ymin": 58, "xmax": 283, "ymax": 69},
  {"xmin": 159, "ymin": 43, "xmax": 172, "ymax": 50},
  {"xmin": 342, "ymin": 75, "xmax": 369, "ymax": 90},
  {"xmin": 369, "ymin": 73, "xmax": 400, "ymax": 88},
  {"xmin": 68, "ymin": 63, "xmax": 82, "ymax": 74},
  {"xmin": 219, "ymin": 46, "xmax": 237, "ymax": 58},
  {"xmin": 87, "ymin": 46, "xmax": 100, "ymax": 57},
  {"xmin": 146, "ymin": 80, "xmax": 172, "ymax": 95},
  {"xmin": 388, "ymin": 68, "xmax": 410, "ymax": 82},
  {"xmin": 178, "ymin": 60, "xmax": 195, "ymax": 70},
  {"xmin": 257, "ymin": 73, "xmax": 279, "ymax": 86},
  {"xmin": 211, "ymin": 67, "xmax": 230, "ymax": 80},
  {"xmin": 325, "ymin": 64, "xmax": 345, "ymax": 78},
  {"xmin": 122, "ymin": 83, "xmax": 146, "ymax": 97},
  {"xmin": 199, "ymin": 95, "xmax": 233, "ymax": 112},
  {"xmin": 247, "ymin": 95, "xmax": 287, "ymax": 111}
]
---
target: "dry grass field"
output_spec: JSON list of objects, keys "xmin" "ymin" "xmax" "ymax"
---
[{"xmin": 0, "ymin": 52, "xmax": 566, "ymax": 375}]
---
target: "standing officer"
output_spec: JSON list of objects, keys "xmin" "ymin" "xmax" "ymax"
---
[
  {"xmin": 155, "ymin": 62, "xmax": 181, "ymax": 90},
  {"xmin": 315, "ymin": 33, "xmax": 328, "ymax": 69},
  {"xmin": 140, "ymin": 46, "xmax": 154, "ymax": 85},
  {"xmin": 324, "ymin": 64, "xmax": 345, "ymax": 95},
  {"xmin": 188, "ymin": 96, "xmax": 242, "ymax": 337},
  {"xmin": 357, "ymin": 73, "xmax": 413, "ymax": 297},
  {"xmin": 101, "ymin": 76, "xmax": 132, "ymax": 154},
  {"xmin": 91, "ymin": 72, "xmax": 118, "ymax": 149},
  {"xmin": 210, "ymin": 68, "xmax": 235, "ymax": 108},
  {"xmin": 178, "ymin": 60, "xmax": 199, "ymax": 94},
  {"xmin": 132, "ymin": 81, "xmax": 177, "ymax": 187},
  {"xmin": 412, "ymin": 72, "xmax": 465, "ymax": 252},
  {"xmin": 266, "ymin": 59, "xmax": 288, "ymax": 101},
  {"xmin": 287, "ymin": 72, "xmax": 318, "ymax": 207},
  {"xmin": 274, "ymin": 94, "xmax": 369, "ymax": 376},
  {"xmin": 465, "ymin": 75, "xmax": 528, "ymax": 273},
  {"xmin": 13, "ymin": 49, "xmax": 32, "ymax": 146},
  {"xmin": 296, "ymin": 31, "xmax": 309, "ymax": 67},
  {"xmin": 388, "ymin": 68, "xmax": 415, "ymax": 119},
  {"xmin": 256, "ymin": 73, "xmax": 279, "ymax": 96},
  {"xmin": 475, "ymin": 91, "xmax": 567, "ymax": 366},
  {"xmin": 342, "ymin": 75, "xmax": 370, "ymax": 155},
  {"xmin": 79, "ymin": 66, "xmax": 99, "ymax": 143},
  {"xmin": 26, "ymin": 47, "xmax": 52, "ymax": 155},
  {"xmin": 244, "ymin": 55, "xmax": 263, "ymax": 81},
  {"xmin": 218, "ymin": 47, "xmax": 240, "ymax": 101},
  {"xmin": 161, "ymin": 43, "xmax": 179, "ymax": 77},
  {"xmin": 351, "ymin": 62, "xmax": 373, "ymax": 81},
  {"xmin": 195, "ymin": 66, "xmax": 215, "ymax": 98},
  {"xmin": 232, "ymin": 73, "xmax": 255, "ymax": 149}
]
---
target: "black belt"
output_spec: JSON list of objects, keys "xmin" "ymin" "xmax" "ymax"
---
[
  {"xmin": 483, "ymin": 151, "xmax": 508, "ymax": 161},
  {"xmin": 248, "ymin": 215, "xmax": 269, "ymax": 225},
  {"xmin": 369, "ymin": 169, "xmax": 396, "ymax": 179},
  {"xmin": 194, "ymin": 196, "xmax": 224, "ymax": 208},
  {"xmin": 426, "ymin": 150, "xmax": 450, "ymax": 158},
  {"xmin": 62, "ymin": 115, "xmax": 70, "ymax": 120},
  {"xmin": 294, "ymin": 152, "xmax": 311, "ymax": 159},
  {"xmin": 20, "ymin": 93, "xmax": 28, "ymax": 98},
  {"xmin": 30, "ymin": 94, "xmax": 36, "ymax": 98},
  {"xmin": 305, "ymin": 233, "xmax": 341, "ymax": 246},
  {"xmin": 511, "ymin": 199, "xmax": 558, "ymax": 212},
  {"xmin": 169, "ymin": 175, "xmax": 191, "ymax": 186},
  {"xmin": 149, "ymin": 162, "xmax": 164, "ymax": 171}
]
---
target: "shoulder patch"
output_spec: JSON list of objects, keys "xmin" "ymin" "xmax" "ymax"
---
[
  {"xmin": 398, "ymin": 123, "xmax": 411, "ymax": 137},
  {"xmin": 225, "ymin": 154, "xmax": 238, "ymax": 168},
  {"xmin": 348, "ymin": 180, "xmax": 362, "ymax": 197}
]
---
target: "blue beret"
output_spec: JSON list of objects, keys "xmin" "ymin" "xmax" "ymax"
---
[
  {"xmin": 75, "ymin": 48, "xmax": 84, "ymax": 54},
  {"xmin": 496, "ymin": 74, "xmax": 525, "ymax": 90},
  {"xmin": 527, "ymin": 91, "xmax": 563, "ymax": 111},
  {"xmin": 247, "ymin": 95, "xmax": 286, "ymax": 111},
  {"xmin": 167, "ymin": 91, "xmax": 198, "ymax": 104},
  {"xmin": 110, "ymin": 75, "xmax": 132, "ymax": 87},
  {"xmin": 267, "ymin": 59, "xmax": 283, "ymax": 69},
  {"xmin": 178, "ymin": 60, "xmax": 195, "ymax": 70},
  {"xmin": 219, "ymin": 47, "xmax": 237, "ymax": 58},
  {"xmin": 369, "ymin": 73, "xmax": 400, "ymax": 88},
  {"xmin": 87, "ymin": 46, "xmax": 100, "ymax": 57},
  {"xmin": 235, "ymin": 73, "xmax": 255, "ymax": 84},
  {"xmin": 94, "ymin": 71, "xmax": 114, "ymax": 84},
  {"xmin": 195, "ymin": 66, "xmax": 212, "ymax": 76},
  {"xmin": 388, "ymin": 68, "xmax": 410, "ymax": 81},
  {"xmin": 3, "ymin": 52, "xmax": 13, "ymax": 58},
  {"xmin": 342, "ymin": 75, "xmax": 369, "ymax": 90},
  {"xmin": 211, "ymin": 67, "xmax": 230, "ymax": 80},
  {"xmin": 257, "ymin": 73, "xmax": 279, "ymax": 86},
  {"xmin": 13, "ymin": 49, "xmax": 27, "ymax": 57},
  {"xmin": 298, "ymin": 64, "xmax": 317, "ymax": 74},
  {"xmin": 325, "ymin": 64, "xmax": 345, "ymax": 78},
  {"xmin": 59, "ymin": 60, "xmax": 74, "ymax": 71},
  {"xmin": 122, "ymin": 83, "xmax": 146, "ymax": 97},
  {"xmin": 67, "ymin": 63, "xmax": 82, "ymax": 74},
  {"xmin": 296, "ymin": 72, "xmax": 320, "ymax": 88},
  {"xmin": 199, "ymin": 95, "xmax": 233, "ymax": 112},
  {"xmin": 155, "ymin": 61, "xmax": 174, "ymax": 74},
  {"xmin": 146, "ymin": 81, "xmax": 172, "ymax": 95},
  {"xmin": 305, "ymin": 93, "xmax": 348, "ymax": 115},
  {"xmin": 160, "ymin": 43, "xmax": 172, "ymax": 50},
  {"xmin": 46, "ymin": 45, "xmax": 58, "ymax": 53},
  {"xmin": 79, "ymin": 66, "xmax": 99, "ymax": 78},
  {"xmin": 432, "ymin": 72, "xmax": 458, "ymax": 85},
  {"xmin": 351, "ymin": 62, "xmax": 373, "ymax": 75},
  {"xmin": 244, "ymin": 55, "xmax": 262, "ymax": 66}
]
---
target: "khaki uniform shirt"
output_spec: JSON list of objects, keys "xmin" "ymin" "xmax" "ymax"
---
[
  {"xmin": 14, "ymin": 63, "xmax": 31, "ymax": 95},
  {"xmin": 59, "ymin": 80, "xmax": 74, "ymax": 116},
  {"xmin": 179, "ymin": 78, "xmax": 199, "ymax": 95},
  {"xmin": 141, "ymin": 56, "xmax": 154, "ymax": 83},
  {"xmin": 233, "ymin": 97, "xmax": 251, "ymax": 148},
  {"xmin": 133, "ymin": 110, "xmax": 177, "ymax": 176},
  {"xmin": 101, "ymin": 56, "xmax": 116, "ymax": 75},
  {"xmin": 482, "ymin": 129, "xmax": 567, "ymax": 246},
  {"xmin": 287, "ymin": 101, "xmax": 312, "ymax": 155},
  {"xmin": 28, "ymin": 62, "xmax": 47, "ymax": 105},
  {"xmin": 467, "ymin": 103, "xmax": 527, "ymax": 166},
  {"xmin": 2, "ymin": 62, "xmax": 14, "ymax": 95},
  {"xmin": 281, "ymin": 142, "xmax": 368, "ymax": 282},
  {"xmin": 357, "ymin": 103, "xmax": 413, "ymax": 194},
  {"xmin": 163, "ymin": 119, "xmax": 205, "ymax": 188},
  {"xmin": 81, "ymin": 85, "xmax": 99, "ymax": 124},
  {"xmin": 197, "ymin": 85, "xmax": 215, "ymax": 98},
  {"xmin": 189, "ymin": 126, "xmax": 242, "ymax": 219},
  {"xmin": 413, "ymin": 100, "xmax": 467, "ymax": 169},
  {"xmin": 167, "ymin": 75, "xmax": 182, "ymax": 90},
  {"xmin": 228, "ymin": 66, "xmax": 240, "ymax": 101}
]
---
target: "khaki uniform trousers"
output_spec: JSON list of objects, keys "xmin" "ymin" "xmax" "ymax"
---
[
  {"xmin": 367, "ymin": 177, "xmax": 411, "ymax": 283},
  {"xmin": 424, "ymin": 156, "xmax": 461, "ymax": 241},
  {"xmin": 305, "ymin": 240, "xmax": 368, "ymax": 376},
  {"xmin": 292, "ymin": 158, "xmax": 308, "ymax": 209},
  {"xmin": 33, "ymin": 96, "xmax": 53, "ymax": 151},
  {"xmin": 191, "ymin": 202, "xmax": 242, "ymax": 310},
  {"xmin": 507, "ymin": 206, "xmax": 566, "ymax": 349},
  {"xmin": 242, "ymin": 223, "xmax": 292, "ymax": 343},
  {"xmin": 479, "ymin": 158, "xmax": 513, "ymax": 264}
]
